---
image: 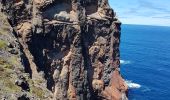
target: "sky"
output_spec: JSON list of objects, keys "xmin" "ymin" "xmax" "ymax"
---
[{"xmin": 109, "ymin": 0, "xmax": 170, "ymax": 26}]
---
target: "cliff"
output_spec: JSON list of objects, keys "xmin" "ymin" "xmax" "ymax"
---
[{"xmin": 0, "ymin": 0, "xmax": 128, "ymax": 99}]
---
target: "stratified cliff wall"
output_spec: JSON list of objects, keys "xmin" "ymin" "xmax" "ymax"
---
[{"xmin": 0, "ymin": 0, "xmax": 128, "ymax": 99}]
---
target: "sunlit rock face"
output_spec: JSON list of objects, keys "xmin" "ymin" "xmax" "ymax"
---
[{"xmin": 1, "ymin": 0, "xmax": 128, "ymax": 99}]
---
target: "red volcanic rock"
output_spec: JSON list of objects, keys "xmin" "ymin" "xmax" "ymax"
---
[{"xmin": 0, "ymin": 0, "xmax": 128, "ymax": 99}]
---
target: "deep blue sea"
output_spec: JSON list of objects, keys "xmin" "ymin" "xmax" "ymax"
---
[{"xmin": 120, "ymin": 24, "xmax": 170, "ymax": 100}]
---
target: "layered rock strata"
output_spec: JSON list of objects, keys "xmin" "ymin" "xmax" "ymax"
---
[{"xmin": 0, "ymin": 0, "xmax": 128, "ymax": 99}]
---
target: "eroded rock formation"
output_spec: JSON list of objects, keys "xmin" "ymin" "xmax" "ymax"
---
[{"xmin": 0, "ymin": 0, "xmax": 128, "ymax": 99}]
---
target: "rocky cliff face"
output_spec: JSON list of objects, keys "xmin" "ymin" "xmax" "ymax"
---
[{"xmin": 0, "ymin": 0, "xmax": 128, "ymax": 99}]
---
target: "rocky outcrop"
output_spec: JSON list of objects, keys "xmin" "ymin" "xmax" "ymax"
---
[{"xmin": 0, "ymin": 0, "xmax": 128, "ymax": 99}]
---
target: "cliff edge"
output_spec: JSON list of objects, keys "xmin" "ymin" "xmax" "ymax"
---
[{"xmin": 0, "ymin": 0, "xmax": 128, "ymax": 99}]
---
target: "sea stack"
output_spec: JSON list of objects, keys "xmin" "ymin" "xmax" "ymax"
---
[{"xmin": 0, "ymin": 0, "xmax": 128, "ymax": 99}]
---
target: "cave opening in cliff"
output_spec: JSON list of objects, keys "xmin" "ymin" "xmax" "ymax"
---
[{"xmin": 42, "ymin": 0, "xmax": 72, "ymax": 20}]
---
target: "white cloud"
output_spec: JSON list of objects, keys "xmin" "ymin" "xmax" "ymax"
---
[{"xmin": 109, "ymin": 0, "xmax": 170, "ymax": 26}]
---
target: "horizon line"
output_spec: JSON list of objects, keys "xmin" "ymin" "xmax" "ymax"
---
[{"xmin": 121, "ymin": 23, "xmax": 170, "ymax": 27}]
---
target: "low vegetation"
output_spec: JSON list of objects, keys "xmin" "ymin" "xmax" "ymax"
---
[
  {"xmin": 0, "ymin": 39, "xmax": 7, "ymax": 49},
  {"xmin": 0, "ymin": 57, "xmax": 20, "ymax": 93},
  {"xmin": 0, "ymin": 57, "xmax": 13, "ymax": 70},
  {"xmin": 31, "ymin": 85, "xmax": 45, "ymax": 98},
  {"xmin": 0, "ymin": 12, "xmax": 11, "ymax": 35}
]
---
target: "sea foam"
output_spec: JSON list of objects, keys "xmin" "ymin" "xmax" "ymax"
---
[
  {"xmin": 120, "ymin": 60, "xmax": 131, "ymax": 64},
  {"xmin": 125, "ymin": 80, "xmax": 141, "ymax": 89}
]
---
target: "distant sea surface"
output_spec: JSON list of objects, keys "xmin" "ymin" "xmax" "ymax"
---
[{"xmin": 120, "ymin": 24, "xmax": 170, "ymax": 100}]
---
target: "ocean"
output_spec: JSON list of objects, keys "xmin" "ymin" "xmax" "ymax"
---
[{"xmin": 120, "ymin": 24, "xmax": 170, "ymax": 100}]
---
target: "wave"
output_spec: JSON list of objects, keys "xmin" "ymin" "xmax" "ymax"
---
[
  {"xmin": 125, "ymin": 80, "xmax": 141, "ymax": 89},
  {"xmin": 120, "ymin": 60, "xmax": 131, "ymax": 64}
]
